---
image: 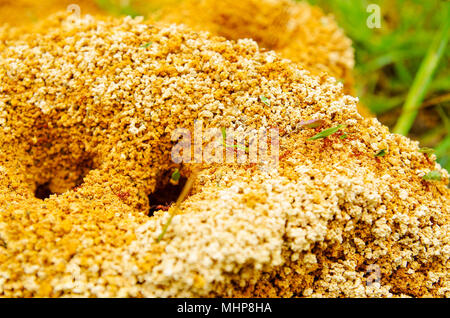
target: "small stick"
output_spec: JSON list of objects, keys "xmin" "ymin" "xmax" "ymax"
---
[{"xmin": 156, "ymin": 168, "xmax": 199, "ymax": 243}]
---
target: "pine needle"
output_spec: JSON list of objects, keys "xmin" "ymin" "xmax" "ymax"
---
[
  {"xmin": 156, "ymin": 169, "xmax": 199, "ymax": 243},
  {"xmin": 308, "ymin": 125, "xmax": 344, "ymax": 141}
]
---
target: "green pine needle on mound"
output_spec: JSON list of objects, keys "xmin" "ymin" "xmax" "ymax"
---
[
  {"xmin": 170, "ymin": 168, "xmax": 181, "ymax": 183},
  {"xmin": 228, "ymin": 144, "xmax": 249, "ymax": 152},
  {"xmin": 308, "ymin": 125, "xmax": 344, "ymax": 141},
  {"xmin": 140, "ymin": 42, "xmax": 153, "ymax": 48},
  {"xmin": 221, "ymin": 127, "xmax": 226, "ymax": 141},
  {"xmin": 375, "ymin": 149, "xmax": 387, "ymax": 157},
  {"xmin": 259, "ymin": 96, "xmax": 271, "ymax": 107},
  {"xmin": 422, "ymin": 170, "xmax": 442, "ymax": 182},
  {"xmin": 419, "ymin": 147, "xmax": 435, "ymax": 155},
  {"xmin": 221, "ymin": 127, "xmax": 249, "ymax": 152}
]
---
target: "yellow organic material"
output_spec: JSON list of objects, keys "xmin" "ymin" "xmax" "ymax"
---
[
  {"xmin": 159, "ymin": 1, "xmax": 352, "ymax": 86},
  {"xmin": 0, "ymin": 14, "xmax": 448, "ymax": 297}
]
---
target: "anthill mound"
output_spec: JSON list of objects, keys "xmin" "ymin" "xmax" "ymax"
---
[{"xmin": 0, "ymin": 14, "xmax": 448, "ymax": 297}]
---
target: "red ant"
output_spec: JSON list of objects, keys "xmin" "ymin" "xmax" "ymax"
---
[{"xmin": 116, "ymin": 191, "xmax": 130, "ymax": 200}]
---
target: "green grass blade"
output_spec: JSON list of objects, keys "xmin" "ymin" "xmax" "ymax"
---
[{"xmin": 393, "ymin": 2, "xmax": 450, "ymax": 135}]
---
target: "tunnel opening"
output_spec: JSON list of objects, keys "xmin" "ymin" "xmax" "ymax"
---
[
  {"xmin": 148, "ymin": 170, "xmax": 187, "ymax": 216},
  {"xmin": 33, "ymin": 156, "xmax": 96, "ymax": 200},
  {"xmin": 34, "ymin": 182, "xmax": 53, "ymax": 200}
]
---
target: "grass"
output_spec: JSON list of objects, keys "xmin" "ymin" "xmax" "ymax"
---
[{"xmin": 306, "ymin": 0, "xmax": 450, "ymax": 171}]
